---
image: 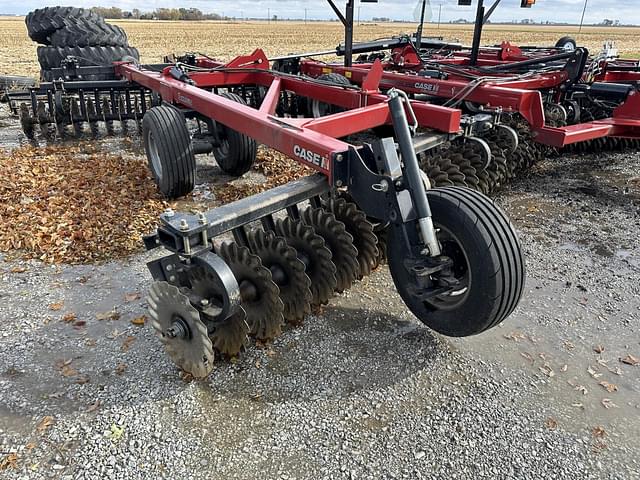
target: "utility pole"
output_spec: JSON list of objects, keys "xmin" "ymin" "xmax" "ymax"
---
[
  {"xmin": 358, "ymin": 6, "xmax": 361, "ymax": 25},
  {"xmin": 305, "ymin": 8, "xmax": 307, "ymax": 24},
  {"xmin": 578, "ymin": 0, "xmax": 588, "ymax": 34},
  {"xmin": 268, "ymin": 8, "xmax": 270, "ymax": 23},
  {"xmin": 240, "ymin": 10, "xmax": 243, "ymax": 21},
  {"xmin": 438, "ymin": 3, "xmax": 442, "ymax": 30}
]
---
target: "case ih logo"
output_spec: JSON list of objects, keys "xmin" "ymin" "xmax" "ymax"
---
[
  {"xmin": 177, "ymin": 94, "xmax": 192, "ymax": 106},
  {"xmin": 293, "ymin": 145, "xmax": 329, "ymax": 170},
  {"xmin": 414, "ymin": 82, "xmax": 439, "ymax": 93}
]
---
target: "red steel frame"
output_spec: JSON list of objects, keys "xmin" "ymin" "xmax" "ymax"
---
[
  {"xmin": 115, "ymin": 49, "xmax": 461, "ymax": 183},
  {"xmin": 299, "ymin": 49, "xmax": 640, "ymax": 148}
]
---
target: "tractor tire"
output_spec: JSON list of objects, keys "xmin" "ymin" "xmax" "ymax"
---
[
  {"xmin": 388, "ymin": 186, "xmax": 525, "ymax": 337},
  {"xmin": 37, "ymin": 45, "xmax": 139, "ymax": 70},
  {"xmin": 310, "ymin": 73, "xmax": 351, "ymax": 118},
  {"xmin": 142, "ymin": 105, "xmax": 196, "ymax": 199},
  {"xmin": 49, "ymin": 20, "xmax": 128, "ymax": 48},
  {"xmin": 38, "ymin": 46, "xmax": 139, "ymax": 82},
  {"xmin": 0, "ymin": 75, "xmax": 36, "ymax": 89},
  {"xmin": 25, "ymin": 7, "xmax": 105, "ymax": 45},
  {"xmin": 212, "ymin": 92, "xmax": 257, "ymax": 176},
  {"xmin": 555, "ymin": 36, "xmax": 577, "ymax": 52}
]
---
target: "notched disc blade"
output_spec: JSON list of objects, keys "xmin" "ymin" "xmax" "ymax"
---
[
  {"xmin": 325, "ymin": 197, "xmax": 379, "ymax": 279},
  {"xmin": 301, "ymin": 206, "xmax": 358, "ymax": 293},
  {"xmin": 147, "ymin": 281, "xmax": 215, "ymax": 379},
  {"xmin": 219, "ymin": 241, "xmax": 284, "ymax": 341},
  {"xmin": 276, "ymin": 216, "xmax": 337, "ymax": 306},
  {"xmin": 187, "ymin": 265, "xmax": 250, "ymax": 357},
  {"xmin": 247, "ymin": 229, "xmax": 312, "ymax": 325}
]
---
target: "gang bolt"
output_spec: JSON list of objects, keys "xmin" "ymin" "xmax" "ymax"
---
[
  {"xmin": 180, "ymin": 219, "xmax": 189, "ymax": 231},
  {"xmin": 164, "ymin": 208, "xmax": 175, "ymax": 218},
  {"xmin": 198, "ymin": 213, "xmax": 207, "ymax": 225},
  {"xmin": 336, "ymin": 180, "xmax": 343, "ymax": 187},
  {"xmin": 335, "ymin": 154, "xmax": 344, "ymax": 162},
  {"xmin": 200, "ymin": 299, "xmax": 209, "ymax": 306}
]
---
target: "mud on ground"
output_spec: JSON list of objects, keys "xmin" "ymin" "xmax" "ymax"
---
[{"xmin": 0, "ymin": 103, "xmax": 638, "ymax": 479}]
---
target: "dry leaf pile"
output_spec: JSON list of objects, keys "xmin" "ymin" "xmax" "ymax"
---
[
  {"xmin": 0, "ymin": 143, "xmax": 168, "ymax": 264},
  {"xmin": 216, "ymin": 148, "xmax": 312, "ymax": 203}
]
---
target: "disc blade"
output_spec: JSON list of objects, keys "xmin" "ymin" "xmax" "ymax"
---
[
  {"xmin": 218, "ymin": 241, "xmax": 285, "ymax": 340},
  {"xmin": 147, "ymin": 281, "xmax": 215, "ymax": 379}
]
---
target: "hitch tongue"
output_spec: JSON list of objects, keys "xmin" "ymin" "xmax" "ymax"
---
[{"xmin": 387, "ymin": 89, "xmax": 441, "ymax": 257}]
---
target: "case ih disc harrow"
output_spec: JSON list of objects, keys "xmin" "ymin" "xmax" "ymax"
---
[{"xmin": 1, "ymin": 1, "xmax": 638, "ymax": 378}]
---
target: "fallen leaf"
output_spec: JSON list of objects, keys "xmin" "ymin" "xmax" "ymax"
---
[
  {"xmin": 601, "ymin": 398, "xmax": 618, "ymax": 409},
  {"xmin": 115, "ymin": 363, "xmax": 127, "ymax": 375},
  {"xmin": 54, "ymin": 358, "xmax": 72, "ymax": 369},
  {"xmin": 503, "ymin": 331, "xmax": 526, "ymax": 341},
  {"xmin": 36, "ymin": 416, "xmax": 54, "ymax": 433},
  {"xmin": 544, "ymin": 417, "xmax": 558, "ymax": 430},
  {"xmin": 571, "ymin": 403, "xmax": 585, "ymax": 409},
  {"xmin": 109, "ymin": 424, "xmax": 125, "ymax": 441},
  {"xmin": 620, "ymin": 354, "xmax": 639, "ymax": 366},
  {"xmin": 587, "ymin": 366, "xmax": 602, "ymax": 379},
  {"xmin": 0, "ymin": 453, "xmax": 19, "ymax": 471},
  {"xmin": 594, "ymin": 345, "xmax": 605, "ymax": 354},
  {"xmin": 49, "ymin": 302, "xmax": 64, "ymax": 311},
  {"xmin": 10, "ymin": 266, "xmax": 27, "ymax": 273},
  {"xmin": 24, "ymin": 443, "xmax": 36, "ymax": 451},
  {"xmin": 599, "ymin": 381, "xmax": 618, "ymax": 393},
  {"xmin": 84, "ymin": 338, "xmax": 97, "ymax": 347},
  {"xmin": 61, "ymin": 312, "xmax": 77, "ymax": 323},
  {"xmin": 124, "ymin": 292, "xmax": 140, "ymax": 302},
  {"xmin": 539, "ymin": 364, "xmax": 555, "ymax": 378},
  {"xmin": 61, "ymin": 364, "xmax": 78, "ymax": 377},
  {"xmin": 74, "ymin": 375, "xmax": 90, "ymax": 385},
  {"xmin": 96, "ymin": 310, "xmax": 120, "ymax": 321},
  {"xmin": 560, "ymin": 364, "xmax": 568, "ymax": 372},
  {"xmin": 592, "ymin": 426, "xmax": 606, "ymax": 438},
  {"xmin": 575, "ymin": 385, "xmax": 588, "ymax": 395},
  {"xmin": 86, "ymin": 400, "xmax": 101, "ymax": 413},
  {"xmin": 563, "ymin": 340, "xmax": 575, "ymax": 350},
  {"xmin": 121, "ymin": 336, "xmax": 135, "ymax": 352},
  {"xmin": 73, "ymin": 320, "xmax": 87, "ymax": 329},
  {"xmin": 520, "ymin": 352, "xmax": 534, "ymax": 363},
  {"xmin": 130, "ymin": 315, "xmax": 147, "ymax": 326}
]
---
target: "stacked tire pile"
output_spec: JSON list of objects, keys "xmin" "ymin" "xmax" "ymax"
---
[{"xmin": 25, "ymin": 7, "xmax": 139, "ymax": 82}]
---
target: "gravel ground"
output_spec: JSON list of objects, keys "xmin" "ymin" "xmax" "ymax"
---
[{"xmin": 0, "ymin": 106, "xmax": 639, "ymax": 479}]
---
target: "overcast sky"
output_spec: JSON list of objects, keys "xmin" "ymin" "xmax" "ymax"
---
[{"xmin": 0, "ymin": 0, "xmax": 637, "ymax": 24}]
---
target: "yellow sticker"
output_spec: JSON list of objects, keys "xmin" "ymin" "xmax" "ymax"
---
[
  {"xmin": 345, "ymin": 71, "xmax": 352, "ymax": 79},
  {"xmin": 322, "ymin": 68, "xmax": 332, "ymax": 74}
]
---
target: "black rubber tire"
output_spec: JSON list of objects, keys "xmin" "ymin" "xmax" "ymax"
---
[
  {"xmin": 37, "ymin": 45, "xmax": 139, "ymax": 70},
  {"xmin": 142, "ymin": 105, "xmax": 196, "ymax": 199},
  {"xmin": 49, "ymin": 20, "xmax": 128, "ymax": 48},
  {"xmin": 555, "ymin": 36, "xmax": 577, "ymax": 52},
  {"xmin": 388, "ymin": 187, "xmax": 525, "ymax": 337},
  {"xmin": 0, "ymin": 75, "xmax": 36, "ymax": 88},
  {"xmin": 212, "ymin": 92, "xmax": 257, "ymax": 176},
  {"xmin": 310, "ymin": 73, "xmax": 351, "ymax": 118},
  {"xmin": 25, "ymin": 7, "xmax": 105, "ymax": 45}
]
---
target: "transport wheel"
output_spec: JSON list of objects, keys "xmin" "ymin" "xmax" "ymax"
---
[
  {"xmin": 310, "ymin": 73, "xmax": 351, "ymax": 118},
  {"xmin": 388, "ymin": 187, "xmax": 525, "ymax": 337},
  {"xmin": 212, "ymin": 92, "xmax": 257, "ymax": 176},
  {"xmin": 142, "ymin": 105, "xmax": 196, "ymax": 199},
  {"xmin": 555, "ymin": 36, "xmax": 577, "ymax": 52}
]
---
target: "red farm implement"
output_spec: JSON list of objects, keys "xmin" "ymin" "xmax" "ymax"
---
[{"xmin": 1, "ymin": 1, "xmax": 637, "ymax": 378}]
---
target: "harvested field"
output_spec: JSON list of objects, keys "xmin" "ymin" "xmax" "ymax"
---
[{"xmin": 0, "ymin": 16, "xmax": 639, "ymax": 78}]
